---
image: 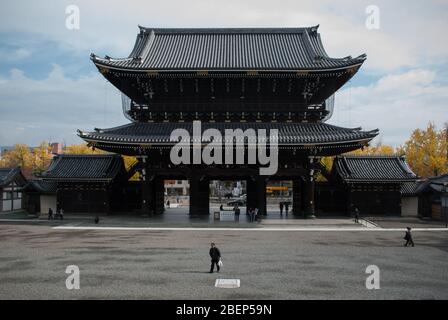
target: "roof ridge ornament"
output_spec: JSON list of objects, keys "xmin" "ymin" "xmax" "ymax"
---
[{"xmin": 309, "ymin": 25, "xmax": 320, "ymax": 33}]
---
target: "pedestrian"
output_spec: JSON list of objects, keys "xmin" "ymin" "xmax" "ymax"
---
[
  {"xmin": 209, "ymin": 242, "xmax": 221, "ymax": 273},
  {"xmin": 285, "ymin": 203, "xmax": 289, "ymax": 216},
  {"xmin": 279, "ymin": 202, "xmax": 284, "ymax": 215},
  {"xmin": 166, "ymin": 200, "xmax": 170, "ymax": 208},
  {"xmin": 404, "ymin": 227, "xmax": 415, "ymax": 247},
  {"xmin": 59, "ymin": 208, "xmax": 64, "ymax": 220},
  {"xmin": 235, "ymin": 205, "xmax": 240, "ymax": 221},
  {"xmin": 254, "ymin": 207, "xmax": 259, "ymax": 221},
  {"xmin": 94, "ymin": 215, "xmax": 100, "ymax": 224},
  {"xmin": 354, "ymin": 206, "xmax": 360, "ymax": 223},
  {"xmin": 48, "ymin": 208, "xmax": 53, "ymax": 220},
  {"xmin": 250, "ymin": 207, "xmax": 255, "ymax": 222}
]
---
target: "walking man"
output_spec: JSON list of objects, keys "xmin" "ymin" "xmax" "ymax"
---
[
  {"xmin": 354, "ymin": 206, "xmax": 360, "ymax": 224},
  {"xmin": 285, "ymin": 203, "xmax": 289, "ymax": 216},
  {"xmin": 279, "ymin": 202, "xmax": 284, "ymax": 215},
  {"xmin": 248, "ymin": 208, "xmax": 254, "ymax": 222},
  {"xmin": 235, "ymin": 205, "xmax": 240, "ymax": 222},
  {"xmin": 209, "ymin": 242, "xmax": 221, "ymax": 273},
  {"xmin": 48, "ymin": 208, "xmax": 53, "ymax": 220},
  {"xmin": 404, "ymin": 227, "xmax": 415, "ymax": 247}
]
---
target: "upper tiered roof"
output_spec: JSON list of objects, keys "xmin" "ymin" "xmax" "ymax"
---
[{"xmin": 91, "ymin": 26, "xmax": 366, "ymax": 72}]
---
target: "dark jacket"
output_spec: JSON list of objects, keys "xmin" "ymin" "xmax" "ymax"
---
[
  {"xmin": 404, "ymin": 231, "xmax": 412, "ymax": 241},
  {"xmin": 209, "ymin": 247, "xmax": 221, "ymax": 261}
]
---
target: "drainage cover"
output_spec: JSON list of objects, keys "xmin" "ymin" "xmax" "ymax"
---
[{"xmin": 215, "ymin": 279, "xmax": 240, "ymax": 288}]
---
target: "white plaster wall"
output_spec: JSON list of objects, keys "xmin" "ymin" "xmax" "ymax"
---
[
  {"xmin": 40, "ymin": 195, "xmax": 57, "ymax": 214},
  {"xmin": 401, "ymin": 197, "xmax": 418, "ymax": 217}
]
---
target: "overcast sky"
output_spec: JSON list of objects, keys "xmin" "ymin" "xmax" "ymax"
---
[{"xmin": 0, "ymin": 0, "xmax": 447, "ymax": 147}]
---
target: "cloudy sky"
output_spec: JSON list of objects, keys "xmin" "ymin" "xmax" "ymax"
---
[{"xmin": 0, "ymin": 0, "xmax": 447, "ymax": 147}]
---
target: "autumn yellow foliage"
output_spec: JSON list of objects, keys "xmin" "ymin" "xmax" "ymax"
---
[
  {"xmin": 0, "ymin": 142, "xmax": 52, "ymax": 177},
  {"xmin": 398, "ymin": 123, "xmax": 447, "ymax": 177}
]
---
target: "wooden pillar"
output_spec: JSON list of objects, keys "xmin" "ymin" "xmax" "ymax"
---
[
  {"xmin": 140, "ymin": 179, "xmax": 153, "ymax": 215},
  {"xmin": 255, "ymin": 176, "xmax": 267, "ymax": 216},
  {"xmin": 246, "ymin": 177, "xmax": 257, "ymax": 214},
  {"xmin": 139, "ymin": 157, "xmax": 155, "ymax": 215},
  {"xmin": 305, "ymin": 158, "xmax": 317, "ymax": 219},
  {"xmin": 153, "ymin": 177, "xmax": 165, "ymax": 214},
  {"xmin": 189, "ymin": 175, "xmax": 209, "ymax": 215},
  {"xmin": 305, "ymin": 175, "xmax": 316, "ymax": 218},
  {"xmin": 293, "ymin": 179, "xmax": 302, "ymax": 215}
]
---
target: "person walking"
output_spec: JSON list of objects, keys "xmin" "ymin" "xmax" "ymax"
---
[
  {"xmin": 59, "ymin": 208, "xmax": 64, "ymax": 220},
  {"xmin": 404, "ymin": 227, "xmax": 415, "ymax": 247},
  {"xmin": 209, "ymin": 242, "xmax": 221, "ymax": 273},
  {"xmin": 354, "ymin": 206, "xmax": 360, "ymax": 224},
  {"xmin": 285, "ymin": 203, "xmax": 289, "ymax": 216},
  {"xmin": 235, "ymin": 205, "xmax": 240, "ymax": 222},
  {"xmin": 254, "ymin": 207, "xmax": 259, "ymax": 222},
  {"xmin": 48, "ymin": 208, "xmax": 53, "ymax": 220},
  {"xmin": 279, "ymin": 202, "xmax": 284, "ymax": 215}
]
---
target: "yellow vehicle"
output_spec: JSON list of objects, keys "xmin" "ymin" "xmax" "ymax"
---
[{"xmin": 266, "ymin": 186, "xmax": 289, "ymax": 194}]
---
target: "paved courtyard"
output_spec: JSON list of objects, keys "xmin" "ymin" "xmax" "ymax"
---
[{"xmin": 0, "ymin": 221, "xmax": 447, "ymax": 300}]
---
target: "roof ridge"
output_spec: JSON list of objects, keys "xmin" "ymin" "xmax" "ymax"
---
[
  {"xmin": 341, "ymin": 154, "xmax": 401, "ymax": 158},
  {"xmin": 58, "ymin": 153, "xmax": 119, "ymax": 157},
  {"xmin": 138, "ymin": 26, "xmax": 317, "ymax": 34}
]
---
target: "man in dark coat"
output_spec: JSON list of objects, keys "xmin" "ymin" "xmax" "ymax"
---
[
  {"xmin": 209, "ymin": 242, "xmax": 221, "ymax": 273},
  {"xmin": 354, "ymin": 207, "xmax": 360, "ymax": 223},
  {"xmin": 404, "ymin": 227, "xmax": 415, "ymax": 247},
  {"xmin": 235, "ymin": 205, "xmax": 240, "ymax": 221}
]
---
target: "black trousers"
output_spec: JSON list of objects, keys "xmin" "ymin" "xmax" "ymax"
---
[
  {"xmin": 210, "ymin": 259, "xmax": 220, "ymax": 272},
  {"xmin": 405, "ymin": 239, "xmax": 415, "ymax": 247}
]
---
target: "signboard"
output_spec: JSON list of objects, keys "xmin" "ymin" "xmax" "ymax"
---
[
  {"xmin": 220, "ymin": 211, "xmax": 235, "ymax": 221},
  {"xmin": 215, "ymin": 279, "xmax": 240, "ymax": 288}
]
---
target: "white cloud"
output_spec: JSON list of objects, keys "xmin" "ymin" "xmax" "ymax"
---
[
  {"xmin": 0, "ymin": 48, "xmax": 32, "ymax": 62},
  {"xmin": 0, "ymin": 64, "xmax": 124, "ymax": 146},
  {"xmin": 329, "ymin": 69, "xmax": 448, "ymax": 147},
  {"xmin": 0, "ymin": 1, "xmax": 447, "ymax": 148},
  {"xmin": 0, "ymin": 0, "xmax": 447, "ymax": 72}
]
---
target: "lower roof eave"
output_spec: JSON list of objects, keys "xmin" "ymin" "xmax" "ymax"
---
[
  {"xmin": 80, "ymin": 136, "xmax": 375, "ymax": 147},
  {"xmin": 345, "ymin": 179, "xmax": 418, "ymax": 184},
  {"xmin": 42, "ymin": 178, "xmax": 113, "ymax": 183}
]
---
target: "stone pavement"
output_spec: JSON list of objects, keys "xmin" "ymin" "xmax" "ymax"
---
[{"xmin": 0, "ymin": 223, "xmax": 447, "ymax": 299}]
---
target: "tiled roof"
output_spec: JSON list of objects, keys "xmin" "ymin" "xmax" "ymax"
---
[
  {"xmin": 78, "ymin": 122, "xmax": 378, "ymax": 146},
  {"xmin": 91, "ymin": 26, "xmax": 366, "ymax": 72},
  {"xmin": 333, "ymin": 155, "xmax": 418, "ymax": 183},
  {"xmin": 24, "ymin": 180, "xmax": 57, "ymax": 194},
  {"xmin": 414, "ymin": 174, "xmax": 448, "ymax": 194},
  {"xmin": 41, "ymin": 154, "xmax": 125, "ymax": 182},
  {"xmin": 401, "ymin": 181, "xmax": 420, "ymax": 196},
  {"xmin": 0, "ymin": 167, "xmax": 23, "ymax": 187}
]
